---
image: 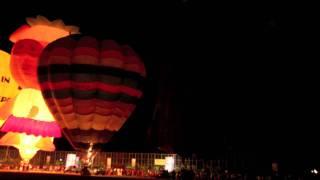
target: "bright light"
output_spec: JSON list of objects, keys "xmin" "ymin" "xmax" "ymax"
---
[
  {"xmin": 165, "ymin": 156, "xmax": 175, "ymax": 172},
  {"xmin": 131, "ymin": 158, "xmax": 136, "ymax": 168},
  {"xmin": 65, "ymin": 154, "xmax": 77, "ymax": 169},
  {"xmin": 311, "ymin": 169, "xmax": 318, "ymax": 174},
  {"xmin": 11, "ymin": 89, "xmax": 54, "ymax": 121},
  {"xmin": 85, "ymin": 143, "xmax": 95, "ymax": 165},
  {"xmin": 18, "ymin": 147, "xmax": 38, "ymax": 162},
  {"xmin": 107, "ymin": 157, "xmax": 112, "ymax": 169},
  {"xmin": 14, "ymin": 134, "xmax": 41, "ymax": 162}
]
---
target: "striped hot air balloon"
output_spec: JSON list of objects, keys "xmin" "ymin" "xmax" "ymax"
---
[{"xmin": 38, "ymin": 35, "xmax": 146, "ymax": 151}]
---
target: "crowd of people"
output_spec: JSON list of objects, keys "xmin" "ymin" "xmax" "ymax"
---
[
  {"xmin": 1, "ymin": 162, "xmax": 318, "ymax": 179},
  {"xmin": 157, "ymin": 168, "xmax": 318, "ymax": 180}
]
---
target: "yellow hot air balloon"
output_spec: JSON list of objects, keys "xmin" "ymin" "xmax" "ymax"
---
[
  {"xmin": 0, "ymin": 50, "xmax": 20, "ymax": 110},
  {"xmin": 0, "ymin": 89, "xmax": 61, "ymax": 162},
  {"xmin": 0, "ymin": 15, "xmax": 78, "ymax": 163},
  {"xmin": 0, "ymin": 50, "xmax": 20, "ymax": 127}
]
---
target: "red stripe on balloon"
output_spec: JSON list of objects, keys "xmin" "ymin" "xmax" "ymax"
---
[
  {"xmin": 100, "ymin": 50, "xmax": 123, "ymax": 60},
  {"xmin": 50, "ymin": 47, "xmax": 73, "ymax": 57},
  {"xmin": 44, "ymin": 97, "xmax": 135, "ymax": 119},
  {"xmin": 74, "ymin": 47, "xmax": 99, "ymax": 57},
  {"xmin": 41, "ymin": 81, "xmax": 142, "ymax": 97}
]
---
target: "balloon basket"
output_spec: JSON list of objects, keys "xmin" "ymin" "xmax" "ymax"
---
[{"xmin": 76, "ymin": 143, "xmax": 97, "ymax": 168}]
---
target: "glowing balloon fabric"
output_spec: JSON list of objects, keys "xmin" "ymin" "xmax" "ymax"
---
[
  {"xmin": 0, "ymin": 15, "xmax": 79, "ymax": 162},
  {"xmin": 38, "ymin": 35, "xmax": 146, "ymax": 150},
  {"xmin": 0, "ymin": 50, "xmax": 20, "ymax": 109}
]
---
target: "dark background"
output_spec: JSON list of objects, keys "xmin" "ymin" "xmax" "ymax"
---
[{"xmin": 0, "ymin": 0, "xmax": 318, "ymax": 172}]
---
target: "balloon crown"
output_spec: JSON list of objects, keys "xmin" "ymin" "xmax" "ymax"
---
[
  {"xmin": 26, "ymin": 15, "xmax": 79, "ymax": 33},
  {"xmin": 9, "ymin": 15, "xmax": 80, "ymax": 44}
]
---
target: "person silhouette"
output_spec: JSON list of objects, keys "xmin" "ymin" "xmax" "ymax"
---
[{"xmin": 81, "ymin": 166, "xmax": 91, "ymax": 176}]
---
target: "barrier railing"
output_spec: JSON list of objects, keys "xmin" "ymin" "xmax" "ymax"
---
[{"xmin": 0, "ymin": 147, "xmax": 236, "ymax": 171}]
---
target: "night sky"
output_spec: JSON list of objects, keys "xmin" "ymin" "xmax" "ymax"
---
[{"xmin": 0, "ymin": 1, "xmax": 318, "ymax": 171}]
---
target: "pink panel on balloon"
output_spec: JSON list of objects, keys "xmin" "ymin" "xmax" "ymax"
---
[{"xmin": 0, "ymin": 115, "xmax": 61, "ymax": 137}]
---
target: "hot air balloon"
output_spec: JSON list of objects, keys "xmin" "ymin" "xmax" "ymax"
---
[
  {"xmin": 9, "ymin": 15, "xmax": 79, "ymax": 89},
  {"xmin": 38, "ymin": 36, "xmax": 146, "ymax": 155},
  {"xmin": 0, "ymin": 50, "xmax": 20, "ymax": 139},
  {"xmin": 0, "ymin": 50, "xmax": 20, "ymax": 113},
  {"xmin": 0, "ymin": 15, "xmax": 79, "ymax": 163},
  {"xmin": 0, "ymin": 88, "xmax": 61, "ymax": 162},
  {"xmin": 10, "ymin": 15, "xmax": 79, "ymax": 46}
]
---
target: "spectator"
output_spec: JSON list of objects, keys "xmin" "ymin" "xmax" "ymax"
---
[{"xmin": 80, "ymin": 166, "xmax": 91, "ymax": 176}]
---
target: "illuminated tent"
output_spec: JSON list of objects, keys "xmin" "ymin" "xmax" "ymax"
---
[{"xmin": 38, "ymin": 35, "xmax": 146, "ymax": 151}]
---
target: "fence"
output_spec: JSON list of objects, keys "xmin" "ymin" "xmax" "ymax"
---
[
  {"xmin": 0, "ymin": 147, "xmax": 239, "ymax": 171},
  {"xmin": 0, "ymin": 147, "xmax": 176, "ymax": 169}
]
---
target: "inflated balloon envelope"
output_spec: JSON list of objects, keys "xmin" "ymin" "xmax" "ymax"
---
[
  {"xmin": 0, "ymin": 50, "xmax": 20, "ymax": 111},
  {"xmin": 10, "ymin": 15, "xmax": 79, "ymax": 46},
  {"xmin": 0, "ymin": 50, "xmax": 20, "ymax": 138},
  {"xmin": 38, "ymin": 35, "xmax": 146, "ymax": 151},
  {"xmin": 0, "ymin": 15, "xmax": 79, "ymax": 162},
  {"xmin": 0, "ymin": 88, "xmax": 62, "ymax": 162},
  {"xmin": 9, "ymin": 15, "xmax": 80, "ymax": 89}
]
